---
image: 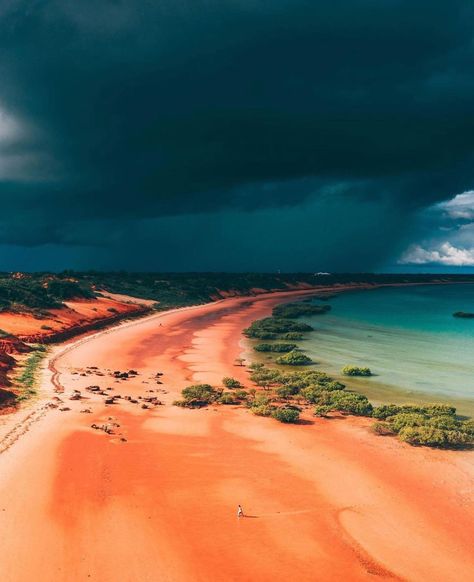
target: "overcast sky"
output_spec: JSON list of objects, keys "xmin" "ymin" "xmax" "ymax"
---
[{"xmin": 1, "ymin": 1, "xmax": 474, "ymax": 272}]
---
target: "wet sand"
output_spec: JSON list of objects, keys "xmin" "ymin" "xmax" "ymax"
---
[{"xmin": 0, "ymin": 291, "xmax": 473, "ymax": 581}]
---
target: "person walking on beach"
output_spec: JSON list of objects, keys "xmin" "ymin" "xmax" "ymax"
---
[{"xmin": 237, "ymin": 504, "xmax": 244, "ymax": 518}]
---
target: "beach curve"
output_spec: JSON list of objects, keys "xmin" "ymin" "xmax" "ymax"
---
[{"xmin": 0, "ymin": 289, "xmax": 473, "ymax": 581}]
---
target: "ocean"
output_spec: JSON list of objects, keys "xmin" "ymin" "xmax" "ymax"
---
[
  {"xmin": 243, "ymin": 284, "xmax": 474, "ymax": 416},
  {"xmin": 299, "ymin": 284, "xmax": 474, "ymax": 415}
]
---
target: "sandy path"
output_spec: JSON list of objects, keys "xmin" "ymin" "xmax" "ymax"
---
[{"xmin": 0, "ymin": 291, "xmax": 473, "ymax": 581}]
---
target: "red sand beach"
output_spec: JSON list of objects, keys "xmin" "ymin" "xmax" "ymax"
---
[{"xmin": 0, "ymin": 291, "xmax": 473, "ymax": 581}]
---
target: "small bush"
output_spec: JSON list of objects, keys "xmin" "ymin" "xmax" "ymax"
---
[
  {"xmin": 250, "ymin": 394, "xmax": 272, "ymax": 407},
  {"xmin": 251, "ymin": 404, "xmax": 276, "ymax": 417},
  {"xmin": 300, "ymin": 385, "xmax": 324, "ymax": 403},
  {"xmin": 248, "ymin": 362, "xmax": 265, "ymax": 371},
  {"xmin": 249, "ymin": 368, "xmax": 281, "ymax": 389},
  {"xmin": 218, "ymin": 393, "xmax": 238, "ymax": 405},
  {"xmin": 323, "ymin": 391, "xmax": 373, "ymax": 416},
  {"xmin": 276, "ymin": 351, "xmax": 313, "ymax": 366},
  {"xmin": 222, "ymin": 377, "xmax": 242, "ymax": 389},
  {"xmin": 461, "ymin": 419, "xmax": 474, "ymax": 437},
  {"xmin": 371, "ymin": 421, "xmax": 396, "ymax": 436},
  {"xmin": 313, "ymin": 405, "xmax": 332, "ymax": 417},
  {"xmin": 275, "ymin": 385, "xmax": 299, "ymax": 399},
  {"xmin": 234, "ymin": 389, "xmax": 249, "ymax": 400},
  {"xmin": 342, "ymin": 365, "xmax": 372, "ymax": 377},
  {"xmin": 423, "ymin": 404, "xmax": 457, "ymax": 416},
  {"xmin": 389, "ymin": 413, "xmax": 426, "ymax": 432},
  {"xmin": 243, "ymin": 316, "xmax": 313, "ymax": 339},
  {"xmin": 398, "ymin": 426, "xmax": 470, "ymax": 448},
  {"xmin": 254, "ymin": 343, "xmax": 297, "ymax": 353},
  {"xmin": 322, "ymin": 380, "xmax": 345, "ymax": 391},
  {"xmin": 427, "ymin": 415, "xmax": 461, "ymax": 431},
  {"xmin": 272, "ymin": 407, "xmax": 300, "ymax": 423},
  {"xmin": 372, "ymin": 404, "xmax": 405, "ymax": 420},
  {"xmin": 180, "ymin": 383, "xmax": 220, "ymax": 406}
]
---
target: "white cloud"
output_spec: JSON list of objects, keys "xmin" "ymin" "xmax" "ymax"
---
[
  {"xmin": 397, "ymin": 190, "xmax": 474, "ymax": 267},
  {"xmin": 399, "ymin": 242, "xmax": 474, "ymax": 266},
  {"xmin": 438, "ymin": 190, "xmax": 474, "ymax": 220}
]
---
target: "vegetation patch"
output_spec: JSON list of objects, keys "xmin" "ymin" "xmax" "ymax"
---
[
  {"xmin": 0, "ymin": 275, "xmax": 94, "ymax": 312},
  {"xmin": 244, "ymin": 361, "xmax": 472, "ymax": 448},
  {"xmin": 275, "ymin": 351, "xmax": 313, "ymax": 366},
  {"xmin": 254, "ymin": 343, "xmax": 297, "ymax": 353},
  {"xmin": 371, "ymin": 404, "xmax": 473, "ymax": 448},
  {"xmin": 14, "ymin": 345, "xmax": 48, "ymax": 402},
  {"xmin": 271, "ymin": 407, "xmax": 300, "ymax": 423},
  {"xmin": 342, "ymin": 365, "xmax": 372, "ymax": 377},
  {"xmin": 218, "ymin": 393, "xmax": 238, "ymax": 405},
  {"xmin": 222, "ymin": 376, "xmax": 242, "ymax": 389},
  {"xmin": 243, "ymin": 317, "xmax": 313, "ymax": 340},
  {"xmin": 174, "ymin": 383, "xmax": 221, "ymax": 408},
  {"xmin": 272, "ymin": 302, "xmax": 330, "ymax": 318}
]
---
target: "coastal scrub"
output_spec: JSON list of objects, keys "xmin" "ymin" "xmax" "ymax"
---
[{"xmin": 14, "ymin": 345, "xmax": 48, "ymax": 402}]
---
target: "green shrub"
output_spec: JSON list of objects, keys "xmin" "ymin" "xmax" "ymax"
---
[
  {"xmin": 243, "ymin": 317, "xmax": 313, "ymax": 339},
  {"xmin": 322, "ymin": 380, "xmax": 345, "ymax": 391},
  {"xmin": 251, "ymin": 404, "xmax": 276, "ymax": 417},
  {"xmin": 398, "ymin": 426, "xmax": 471, "ymax": 448},
  {"xmin": 181, "ymin": 384, "xmax": 220, "ymax": 406},
  {"xmin": 271, "ymin": 407, "xmax": 300, "ymax": 423},
  {"xmin": 281, "ymin": 370, "xmax": 332, "ymax": 388},
  {"xmin": 427, "ymin": 415, "xmax": 461, "ymax": 431},
  {"xmin": 445, "ymin": 430, "xmax": 472, "ymax": 447},
  {"xmin": 313, "ymin": 405, "xmax": 332, "ymax": 417},
  {"xmin": 218, "ymin": 393, "xmax": 238, "ymax": 405},
  {"xmin": 254, "ymin": 343, "xmax": 297, "ymax": 353},
  {"xmin": 249, "ymin": 368, "xmax": 281, "ymax": 389},
  {"xmin": 342, "ymin": 365, "xmax": 372, "ymax": 377},
  {"xmin": 461, "ymin": 419, "xmax": 474, "ymax": 437},
  {"xmin": 275, "ymin": 351, "xmax": 313, "ymax": 366},
  {"xmin": 389, "ymin": 413, "xmax": 426, "ymax": 432},
  {"xmin": 300, "ymin": 385, "xmax": 324, "ymax": 403},
  {"xmin": 324, "ymin": 391, "xmax": 373, "ymax": 416},
  {"xmin": 234, "ymin": 389, "xmax": 249, "ymax": 400},
  {"xmin": 423, "ymin": 404, "xmax": 457, "ymax": 416},
  {"xmin": 372, "ymin": 404, "xmax": 405, "ymax": 420},
  {"xmin": 248, "ymin": 362, "xmax": 265, "ymax": 371},
  {"xmin": 275, "ymin": 385, "xmax": 299, "ymax": 399},
  {"xmin": 222, "ymin": 376, "xmax": 242, "ymax": 389},
  {"xmin": 373, "ymin": 403, "xmax": 431, "ymax": 419},
  {"xmin": 371, "ymin": 421, "xmax": 396, "ymax": 436},
  {"xmin": 15, "ymin": 346, "xmax": 48, "ymax": 402},
  {"xmin": 249, "ymin": 394, "xmax": 272, "ymax": 407}
]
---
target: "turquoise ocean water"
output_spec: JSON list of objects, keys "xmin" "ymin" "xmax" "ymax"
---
[{"xmin": 297, "ymin": 285, "xmax": 474, "ymax": 415}]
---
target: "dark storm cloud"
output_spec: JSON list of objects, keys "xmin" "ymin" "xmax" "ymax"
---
[{"xmin": 0, "ymin": 0, "xmax": 474, "ymax": 268}]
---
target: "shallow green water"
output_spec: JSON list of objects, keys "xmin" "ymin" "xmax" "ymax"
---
[{"xmin": 299, "ymin": 284, "xmax": 474, "ymax": 415}]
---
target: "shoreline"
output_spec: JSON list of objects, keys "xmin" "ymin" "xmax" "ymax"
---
[{"xmin": 0, "ymin": 285, "xmax": 473, "ymax": 580}]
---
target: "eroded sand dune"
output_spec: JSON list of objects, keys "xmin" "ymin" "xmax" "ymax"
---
[{"xmin": 0, "ymin": 292, "xmax": 473, "ymax": 581}]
